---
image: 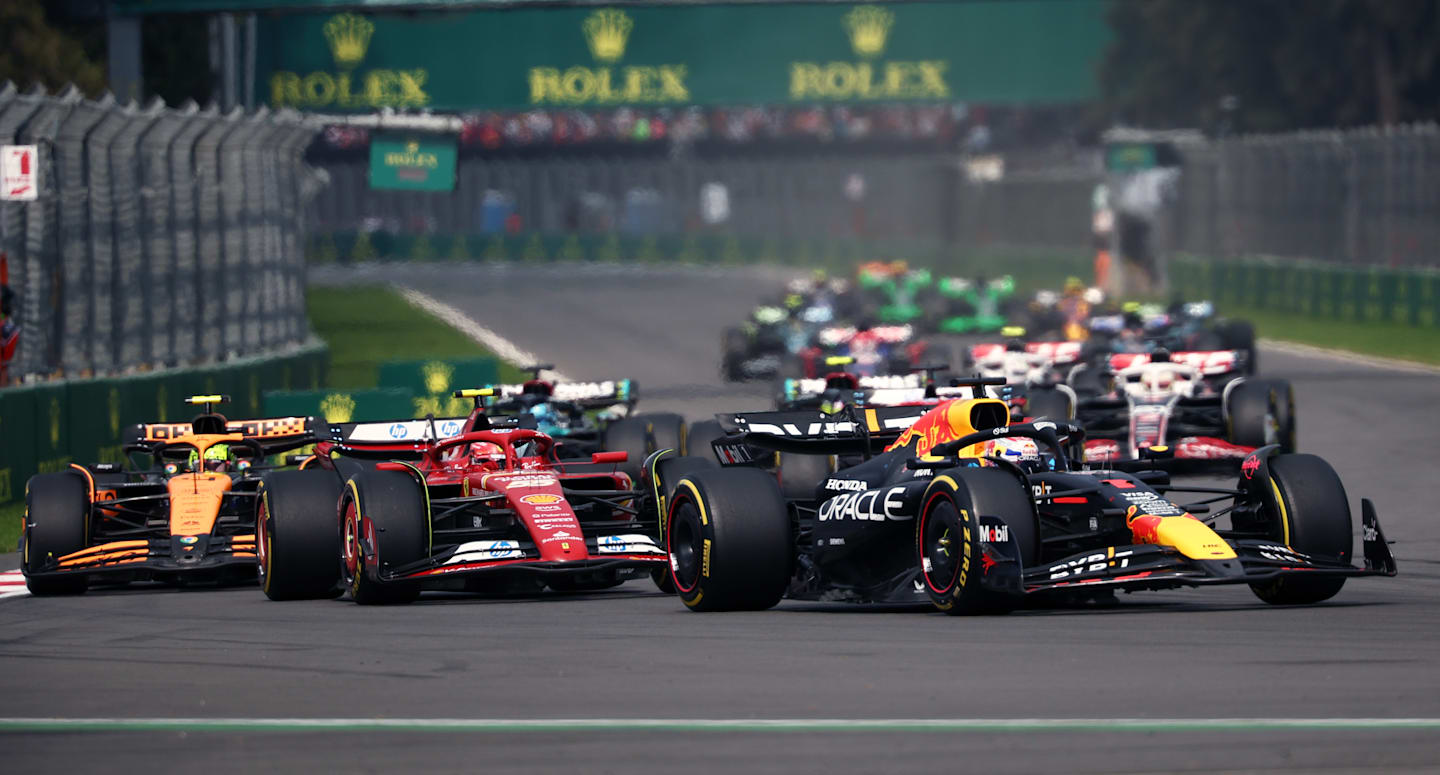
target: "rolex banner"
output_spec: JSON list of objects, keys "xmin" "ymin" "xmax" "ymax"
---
[
  {"xmin": 369, "ymin": 133, "xmax": 457, "ymax": 191},
  {"xmin": 255, "ymin": 1, "xmax": 1108, "ymax": 112}
]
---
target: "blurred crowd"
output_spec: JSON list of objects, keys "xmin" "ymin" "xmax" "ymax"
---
[{"xmin": 317, "ymin": 103, "xmax": 1087, "ymax": 157}]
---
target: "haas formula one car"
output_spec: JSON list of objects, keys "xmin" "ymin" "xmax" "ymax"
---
[
  {"xmin": 21, "ymin": 396, "xmax": 316, "ymax": 595},
  {"xmin": 657, "ymin": 380, "xmax": 1394, "ymax": 614},
  {"xmin": 257, "ymin": 389, "xmax": 671, "ymax": 604},
  {"xmin": 1064, "ymin": 350, "xmax": 1295, "ymax": 467}
]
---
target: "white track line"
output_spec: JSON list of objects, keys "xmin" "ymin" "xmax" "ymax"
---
[
  {"xmin": 1260, "ymin": 339, "xmax": 1440, "ymax": 375},
  {"xmin": 0, "ymin": 717, "xmax": 1437, "ymax": 732},
  {"xmin": 398, "ymin": 287, "xmax": 570, "ymax": 382}
]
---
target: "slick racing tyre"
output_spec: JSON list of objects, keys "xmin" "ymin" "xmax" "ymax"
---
[
  {"xmin": 257, "ymin": 470, "xmax": 344, "ymax": 601},
  {"xmin": 1225, "ymin": 380, "xmax": 1279, "ymax": 448},
  {"xmin": 602, "ymin": 417, "xmax": 651, "ymax": 482},
  {"xmin": 1023, "ymin": 387, "xmax": 1074, "ymax": 422},
  {"xmin": 1221, "ymin": 320, "xmax": 1258, "ymax": 374},
  {"xmin": 639, "ymin": 412, "xmax": 687, "ymax": 457},
  {"xmin": 1249, "ymin": 454, "xmax": 1352, "ymax": 605},
  {"xmin": 775, "ymin": 452, "xmax": 834, "ymax": 501},
  {"xmin": 651, "ymin": 455, "xmax": 720, "ymax": 594},
  {"xmin": 22, "ymin": 471, "xmax": 91, "ymax": 596},
  {"xmin": 917, "ymin": 468, "xmax": 1038, "ymax": 615},
  {"xmin": 340, "ymin": 470, "xmax": 427, "ymax": 605},
  {"xmin": 666, "ymin": 468, "xmax": 791, "ymax": 611},
  {"xmin": 685, "ymin": 419, "xmax": 727, "ymax": 464},
  {"xmin": 721, "ymin": 327, "xmax": 749, "ymax": 382},
  {"xmin": 1247, "ymin": 379, "xmax": 1296, "ymax": 452}
]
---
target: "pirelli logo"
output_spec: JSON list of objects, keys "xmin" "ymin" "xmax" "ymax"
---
[{"xmin": 142, "ymin": 417, "xmax": 309, "ymax": 441}]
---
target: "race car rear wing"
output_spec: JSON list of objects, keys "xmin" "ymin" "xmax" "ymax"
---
[
  {"xmin": 782, "ymin": 373, "xmax": 923, "ymax": 401},
  {"xmin": 713, "ymin": 405, "xmax": 931, "ymax": 459},
  {"xmin": 319, "ymin": 416, "xmax": 471, "ymax": 445},
  {"xmin": 128, "ymin": 417, "xmax": 313, "ymax": 444},
  {"xmin": 1108, "ymin": 350, "xmax": 1246, "ymax": 376},
  {"xmin": 488, "ymin": 379, "xmax": 636, "ymax": 408}
]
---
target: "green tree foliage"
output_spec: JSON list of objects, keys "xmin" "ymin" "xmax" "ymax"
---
[
  {"xmin": 0, "ymin": 0, "xmax": 106, "ymax": 95},
  {"xmin": 1101, "ymin": 0, "xmax": 1440, "ymax": 131}
]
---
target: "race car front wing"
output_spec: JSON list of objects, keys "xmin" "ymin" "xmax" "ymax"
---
[{"xmin": 1017, "ymin": 499, "xmax": 1396, "ymax": 595}]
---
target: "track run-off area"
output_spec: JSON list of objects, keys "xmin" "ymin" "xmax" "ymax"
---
[{"xmin": 3, "ymin": 264, "xmax": 1437, "ymax": 773}]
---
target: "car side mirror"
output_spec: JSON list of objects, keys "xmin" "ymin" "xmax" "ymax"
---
[{"xmin": 592, "ymin": 451, "xmax": 628, "ymax": 465}]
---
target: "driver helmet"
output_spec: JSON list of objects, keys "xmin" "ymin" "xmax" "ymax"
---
[
  {"xmin": 980, "ymin": 436, "xmax": 1040, "ymax": 463},
  {"xmin": 528, "ymin": 402, "xmax": 562, "ymax": 434},
  {"xmin": 469, "ymin": 441, "xmax": 505, "ymax": 467},
  {"xmin": 188, "ymin": 444, "xmax": 231, "ymax": 473}
]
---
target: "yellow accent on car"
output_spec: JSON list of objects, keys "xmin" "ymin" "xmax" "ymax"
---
[
  {"xmin": 456, "ymin": 388, "xmax": 495, "ymax": 398},
  {"xmin": 676, "ymin": 479, "xmax": 708, "ymax": 527},
  {"xmin": 1269, "ymin": 477, "xmax": 1290, "ymax": 546},
  {"xmin": 1152, "ymin": 515, "xmax": 1237, "ymax": 560},
  {"xmin": 185, "ymin": 394, "xmax": 227, "ymax": 404},
  {"xmin": 825, "ymin": 355, "xmax": 855, "ymax": 366}
]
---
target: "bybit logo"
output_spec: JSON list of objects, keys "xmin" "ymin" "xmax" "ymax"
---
[
  {"xmin": 843, "ymin": 5, "xmax": 893, "ymax": 58},
  {"xmin": 324, "ymin": 13, "xmax": 374, "ymax": 69},
  {"xmin": 583, "ymin": 9, "xmax": 633, "ymax": 63}
]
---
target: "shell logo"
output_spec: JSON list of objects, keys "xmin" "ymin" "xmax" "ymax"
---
[{"xmin": 521, "ymin": 493, "xmax": 564, "ymax": 506}]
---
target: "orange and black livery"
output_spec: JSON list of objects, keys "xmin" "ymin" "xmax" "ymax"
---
[{"xmin": 20, "ymin": 395, "xmax": 317, "ymax": 595}]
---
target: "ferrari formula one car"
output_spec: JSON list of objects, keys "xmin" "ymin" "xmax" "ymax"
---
[
  {"xmin": 21, "ymin": 396, "xmax": 316, "ymax": 595},
  {"xmin": 657, "ymin": 382, "xmax": 1394, "ymax": 614},
  {"xmin": 257, "ymin": 389, "xmax": 672, "ymax": 604}
]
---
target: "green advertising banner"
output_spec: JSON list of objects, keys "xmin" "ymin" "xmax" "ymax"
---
[
  {"xmin": 255, "ymin": 1, "xmax": 1109, "ymax": 112},
  {"xmin": 369, "ymin": 133, "xmax": 458, "ymax": 191},
  {"xmin": 0, "ymin": 343, "xmax": 328, "ymax": 507},
  {"xmin": 263, "ymin": 388, "xmax": 416, "ymax": 423}
]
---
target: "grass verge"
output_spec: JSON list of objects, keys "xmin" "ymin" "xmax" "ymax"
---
[
  {"xmin": 2, "ymin": 501, "xmax": 21, "ymax": 555},
  {"xmin": 306, "ymin": 285, "xmax": 528, "ymax": 388},
  {"xmin": 1219, "ymin": 304, "xmax": 1440, "ymax": 366}
]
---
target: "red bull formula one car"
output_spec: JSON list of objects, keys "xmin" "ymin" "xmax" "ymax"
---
[
  {"xmin": 657, "ymin": 380, "xmax": 1394, "ymax": 613},
  {"xmin": 257, "ymin": 389, "xmax": 672, "ymax": 603}
]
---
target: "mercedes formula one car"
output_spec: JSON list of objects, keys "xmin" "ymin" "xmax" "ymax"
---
[
  {"xmin": 479, "ymin": 366, "xmax": 686, "ymax": 480},
  {"xmin": 21, "ymin": 396, "xmax": 316, "ymax": 595},
  {"xmin": 257, "ymin": 389, "xmax": 672, "ymax": 604},
  {"xmin": 656, "ymin": 382, "xmax": 1394, "ymax": 614}
]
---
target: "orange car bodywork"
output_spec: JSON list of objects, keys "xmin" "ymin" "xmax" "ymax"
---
[{"xmin": 49, "ymin": 431, "xmax": 263, "ymax": 572}]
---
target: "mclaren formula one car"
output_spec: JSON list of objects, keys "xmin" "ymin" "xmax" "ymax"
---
[
  {"xmin": 257, "ymin": 389, "xmax": 671, "ymax": 604},
  {"xmin": 21, "ymin": 396, "xmax": 316, "ymax": 595},
  {"xmin": 656, "ymin": 381, "xmax": 1394, "ymax": 614}
]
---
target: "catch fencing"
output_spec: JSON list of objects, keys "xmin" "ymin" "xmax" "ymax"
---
[
  {"xmin": 309, "ymin": 153, "xmax": 952, "ymax": 250},
  {"xmin": 0, "ymin": 82, "xmax": 325, "ymax": 382},
  {"xmin": 949, "ymin": 124, "xmax": 1440, "ymax": 272}
]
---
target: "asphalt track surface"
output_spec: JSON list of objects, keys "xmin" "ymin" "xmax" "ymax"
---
[{"xmin": 3, "ymin": 264, "xmax": 1438, "ymax": 773}]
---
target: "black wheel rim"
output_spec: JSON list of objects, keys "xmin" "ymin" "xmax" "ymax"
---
[
  {"xmin": 669, "ymin": 500, "xmax": 704, "ymax": 593},
  {"xmin": 922, "ymin": 497, "xmax": 963, "ymax": 594}
]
